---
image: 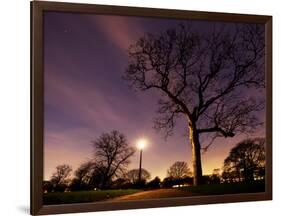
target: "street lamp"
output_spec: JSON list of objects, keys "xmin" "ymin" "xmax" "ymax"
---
[{"xmin": 137, "ymin": 139, "xmax": 146, "ymax": 186}]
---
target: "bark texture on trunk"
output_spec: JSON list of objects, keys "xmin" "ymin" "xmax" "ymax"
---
[{"xmin": 189, "ymin": 122, "xmax": 203, "ymax": 186}]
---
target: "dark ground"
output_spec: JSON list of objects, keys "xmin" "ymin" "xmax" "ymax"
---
[
  {"xmin": 111, "ymin": 182, "xmax": 265, "ymax": 201},
  {"xmin": 43, "ymin": 182, "xmax": 265, "ymax": 205}
]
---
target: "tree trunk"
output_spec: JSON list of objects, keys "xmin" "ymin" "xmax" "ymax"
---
[{"xmin": 189, "ymin": 122, "xmax": 203, "ymax": 186}]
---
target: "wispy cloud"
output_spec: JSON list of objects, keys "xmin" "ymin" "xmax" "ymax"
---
[
  {"xmin": 45, "ymin": 65, "xmax": 126, "ymax": 130},
  {"xmin": 89, "ymin": 14, "xmax": 143, "ymax": 53}
]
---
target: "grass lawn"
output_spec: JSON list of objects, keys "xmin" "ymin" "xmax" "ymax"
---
[
  {"xmin": 43, "ymin": 189, "xmax": 141, "ymax": 205},
  {"xmin": 178, "ymin": 181, "xmax": 265, "ymax": 195}
]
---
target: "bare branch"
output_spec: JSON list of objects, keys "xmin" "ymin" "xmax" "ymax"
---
[{"xmin": 125, "ymin": 23, "xmax": 265, "ymax": 143}]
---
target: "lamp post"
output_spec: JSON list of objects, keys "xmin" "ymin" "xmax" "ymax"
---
[{"xmin": 137, "ymin": 139, "xmax": 146, "ymax": 186}]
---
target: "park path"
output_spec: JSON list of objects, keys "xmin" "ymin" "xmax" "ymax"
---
[{"xmin": 109, "ymin": 189, "xmax": 195, "ymax": 201}]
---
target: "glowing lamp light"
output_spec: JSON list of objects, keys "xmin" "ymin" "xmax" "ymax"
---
[{"xmin": 137, "ymin": 139, "xmax": 146, "ymax": 150}]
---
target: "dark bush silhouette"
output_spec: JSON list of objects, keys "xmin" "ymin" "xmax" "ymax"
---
[
  {"xmin": 111, "ymin": 178, "xmax": 132, "ymax": 189},
  {"xmin": 146, "ymin": 176, "xmax": 161, "ymax": 189},
  {"xmin": 162, "ymin": 177, "xmax": 174, "ymax": 188},
  {"xmin": 209, "ymin": 168, "xmax": 221, "ymax": 184},
  {"xmin": 162, "ymin": 176, "xmax": 193, "ymax": 188},
  {"xmin": 43, "ymin": 181, "xmax": 53, "ymax": 193}
]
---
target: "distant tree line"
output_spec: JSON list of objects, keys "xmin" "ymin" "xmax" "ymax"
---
[{"xmin": 43, "ymin": 131, "xmax": 265, "ymax": 193}]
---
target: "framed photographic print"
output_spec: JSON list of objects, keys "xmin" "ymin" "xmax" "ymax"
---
[{"xmin": 31, "ymin": 1, "xmax": 272, "ymax": 215}]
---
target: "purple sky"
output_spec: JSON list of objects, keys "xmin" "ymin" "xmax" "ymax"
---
[{"xmin": 43, "ymin": 12, "xmax": 265, "ymax": 180}]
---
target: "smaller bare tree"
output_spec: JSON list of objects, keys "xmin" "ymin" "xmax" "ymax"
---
[
  {"xmin": 50, "ymin": 164, "xmax": 72, "ymax": 192},
  {"xmin": 167, "ymin": 161, "xmax": 192, "ymax": 179},
  {"xmin": 92, "ymin": 130, "xmax": 135, "ymax": 188}
]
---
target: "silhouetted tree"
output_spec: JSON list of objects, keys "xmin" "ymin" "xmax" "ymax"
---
[
  {"xmin": 162, "ymin": 177, "xmax": 175, "ymax": 188},
  {"xmin": 146, "ymin": 176, "xmax": 161, "ymax": 189},
  {"xmin": 126, "ymin": 168, "xmax": 151, "ymax": 185},
  {"xmin": 92, "ymin": 130, "xmax": 135, "ymax": 189},
  {"xmin": 50, "ymin": 164, "xmax": 72, "ymax": 192},
  {"xmin": 71, "ymin": 161, "xmax": 95, "ymax": 191},
  {"xmin": 221, "ymin": 170, "xmax": 237, "ymax": 183},
  {"xmin": 125, "ymin": 23, "xmax": 265, "ymax": 185},
  {"xmin": 87, "ymin": 164, "xmax": 107, "ymax": 189},
  {"xmin": 111, "ymin": 178, "xmax": 131, "ymax": 189},
  {"xmin": 167, "ymin": 161, "xmax": 192, "ymax": 179},
  {"xmin": 209, "ymin": 168, "xmax": 221, "ymax": 184},
  {"xmin": 222, "ymin": 138, "xmax": 265, "ymax": 183}
]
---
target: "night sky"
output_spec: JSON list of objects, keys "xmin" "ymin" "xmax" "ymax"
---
[{"xmin": 43, "ymin": 12, "xmax": 265, "ymax": 180}]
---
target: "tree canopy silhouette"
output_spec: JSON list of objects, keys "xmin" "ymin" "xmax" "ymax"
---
[
  {"xmin": 126, "ymin": 168, "xmax": 151, "ymax": 184},
  {"xmin": 209, "ymin": 168, "xmax": 221, "ymax": 184},
  {"xmin": 92, "ymin": 130, "xmax": 135, "ymax": 188},
  {"xmin": 125, "ymin": 23, "xmax": 265, "ymax": 185},
  {"xmin": 71, "ymin": 161, "xmax": 96, "ymax": 190},
  {"xmin": 146, "ymin": 176, "xmax": 161, "ymax": 189},
  {"xmin": 50, "ymin": 164, "xmax": 72, "ymax": 191},
  {"xmin": 222, "ymin": 138, "xmax": 265, "ymax": 183},
  {"xmin": 167, "ymin": 161, "xmax": 192, "ymax": 179}
]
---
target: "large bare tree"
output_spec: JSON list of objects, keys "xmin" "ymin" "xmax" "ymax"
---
[
  {"xmin": 92, "ymin": 130, "xmax": 135, "ymax": 188},
  {"xmin": 124, "ymin": 24, "xmax": 265, "ymax": 185}
]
